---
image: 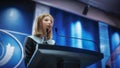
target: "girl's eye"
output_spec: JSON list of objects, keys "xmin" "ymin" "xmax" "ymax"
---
[{"xmin": 45, "ymin": 19, "xmax": 48, "ymax": 21}]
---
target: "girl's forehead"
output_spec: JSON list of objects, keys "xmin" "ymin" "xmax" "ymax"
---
[{"xmin": 43, "ymin": 16, "xmax": 51, "ymax": 19}]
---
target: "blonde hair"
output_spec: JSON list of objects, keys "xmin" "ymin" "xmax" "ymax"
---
[{"xmin": 33, "ymin": 14, "xmax": 54, "ymax": 39}]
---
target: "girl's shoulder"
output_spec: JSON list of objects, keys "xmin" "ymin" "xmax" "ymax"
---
[{"xmin": 28, "ymin": 35, "xmax": 43, "ymax": 44}]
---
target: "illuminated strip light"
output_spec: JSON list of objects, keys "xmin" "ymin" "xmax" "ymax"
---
[
  {"xmin": 106, "ymin": 44, "xmax": 120, "ymax": 67},
  {"xmin": 0, "ymin": 29, "xmax": 30, "ymax": 36},
  {"xmin": 106, "ymin": 32, "xmax": 120, "ymax": 67},
  {"xmin": 71, "ymin": 21, "xmax": 82, "ymax": 48}
]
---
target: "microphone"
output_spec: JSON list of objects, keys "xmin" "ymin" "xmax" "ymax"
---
[{"xmin": 46, "ymin": 28, "xmax": 49, "ymax": 37}]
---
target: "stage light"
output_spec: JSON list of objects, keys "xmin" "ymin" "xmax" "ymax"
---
[
  {"xmin": 3, "ymin": 7, "xmax": 20, "ymax": 23},
  {"xmin": 76, "ymin": 21, "xmax": 82, "ymax": 34},
  {"xmin": 71, "ymin": 21, "xmax": 82, "ymax": 36},
  {"xmin": 112, "ymin": 32, "xmax": 120, "ymax": 48},
  {"xmin": 82, "ymin": 5, "xmax": 90, "ymax": 15},
  {"xmin": 71, "ymin": 21, "xmax": 82, "ymax": 48}
]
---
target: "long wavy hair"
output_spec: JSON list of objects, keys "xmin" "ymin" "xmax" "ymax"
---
[{"xmin": 32, "ymin": 14, "xmax": 54, "ymax": 40}]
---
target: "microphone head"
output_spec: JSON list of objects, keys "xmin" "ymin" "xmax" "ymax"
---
[
  {"xmin": 46, "ymin": 28, "xmax": 49, "ymax": 35},
  {"xmin": 55, "ymin": 27, "xmax": 58, "ymax": 33}
]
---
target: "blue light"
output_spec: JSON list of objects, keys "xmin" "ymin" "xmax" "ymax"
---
[
  {"xmin": 70, "ymin": 21, "xmax": 82, "ymax": 48},
  {"xmin": 3, "ymin": 8, "xmax": 20, "ymax": 23},
  {"xmin": 112, "ymin": 32, "xmax": 120, "ymax": 49},
  {"xmin": 1, "ymin": 7, "xmax": 26, "ymax": 32}
]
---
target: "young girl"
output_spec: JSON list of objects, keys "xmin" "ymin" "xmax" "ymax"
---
[{"xmin": 24, "ymin": 14, "xmax": 57, "ymax": 68}]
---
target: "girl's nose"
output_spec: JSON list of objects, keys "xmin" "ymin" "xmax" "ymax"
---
[
  {"xmin": 48, "ymin": 21, "xmax": 51, "ymax": 25},
  {"xmin": 48, "ymin": 21, "xmax": 51, "ymax": 24}
]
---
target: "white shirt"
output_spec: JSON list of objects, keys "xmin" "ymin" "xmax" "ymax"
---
[{"xmin": 28, "ymin": 35, "xmax": 55, "ymax": 45}]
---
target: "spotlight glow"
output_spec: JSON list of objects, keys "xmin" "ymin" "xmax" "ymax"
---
[
  {"xmin": 71, "ymin": 21, "xmax": 82, "ymax": 48},
  {"xmin": 9, "ymin": 9, "xmax": 15, "ymax": 17},
  {"xmin": 112, "ymin": 32, "xmax": 120, "ymax": 49},
  {"xmin": 4, "ymin": 8, "xmax": 20, "ymax": 22}
]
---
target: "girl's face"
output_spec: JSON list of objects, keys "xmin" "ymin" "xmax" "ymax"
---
[{"xmin": 42, "ymin": 16, "xmax": 53, "ymax": 34}]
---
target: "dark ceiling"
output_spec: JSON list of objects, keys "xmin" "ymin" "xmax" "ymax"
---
[{"xmin": 77, "ymin": 0, "xmax": 120, "ymax": 17}]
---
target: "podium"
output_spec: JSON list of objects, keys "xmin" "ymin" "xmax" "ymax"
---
[{"xmin": 27, "ymin": 44, "xmax": 103, "ymax": 68}]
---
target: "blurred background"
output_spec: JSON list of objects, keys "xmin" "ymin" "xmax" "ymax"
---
[{"xmin": 0, "ymin": 0, "xmax": 120, "ymax": 68}]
